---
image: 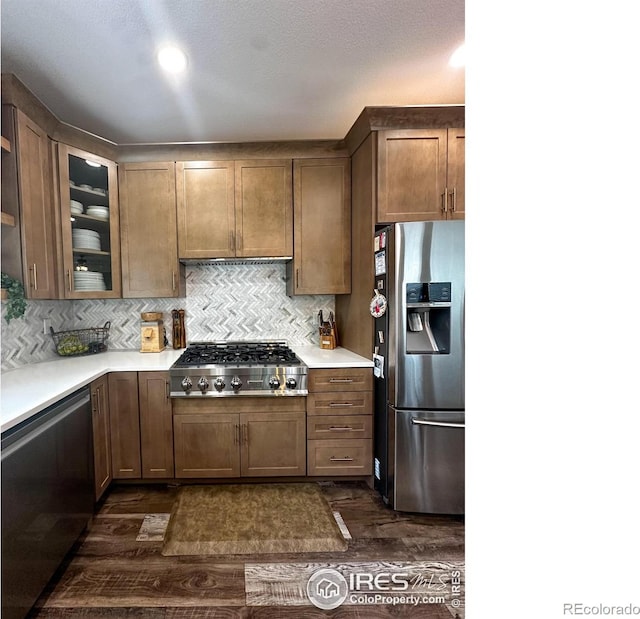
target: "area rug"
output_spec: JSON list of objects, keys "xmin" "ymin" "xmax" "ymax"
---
[{"xmin": 161, "ymin": 483, "xmax": 348, "ymax": 556}]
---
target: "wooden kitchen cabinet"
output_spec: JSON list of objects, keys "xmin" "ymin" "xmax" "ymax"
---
[
  {"xmin": 306, "ymin": 368, "xmax": 373, "ymax": 476},
  {"xmin": 174, "ymin": 413, "xmax": 241, "ymax": 477},
  {"xmin": 173, "ymin": 397, "xmax": 306, "ymax": 478},
  {"xmin": 138, "ymin": 371, "xmax": 174, "ymax": 478},
  {"xmin": 90, "ymin": 375, "xmax": 112, "ymax": 501},
  {"xmin": 107, "ymin": 371, "xmax": 175, "ymax": 480},
  {"xmin": 56, "ymin": 143, "xmax": 121, "ymax": 298},
  {"xmin": 108, "ymin": 372, "xmax": 141, "ymax": 478},
  {"xmin": 446, "ymin": 128, "xmax": 465, "ymax": 220},
  {"xmin": 287, "ymin": 158, "xmax": 351, "ymax": 295},
  {"xmin": 118, "ymin": 162, "xmax": 185, "ymax": 297},
  {"xmin": 176, "ymin": 159, "xmax": 292, "ymax": 260},
  {"xmin": 240, "ymin": 411, "xmax": 306, "ymax": 476},
  {"xmin": 0, "ymin": 105, "xmax": 58, "ymax": 299},
  {"xmin": 377, "ymin": 128, "xmax": 464, "ymax": 222},
  {"xmin": 234, "ymin": 159, "xmax": 293, "ymax": 257},
  {"xmin": 176, "ymin": 160, "xmax": 235, "ymax": 259}
]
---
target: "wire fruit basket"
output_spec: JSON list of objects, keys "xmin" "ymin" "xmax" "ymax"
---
[{"xmin": 50, "ymin": 321, "xmax": 111, "ymax": 356}]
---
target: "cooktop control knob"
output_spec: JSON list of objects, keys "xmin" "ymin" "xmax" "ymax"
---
[
  {"xmin": 181, "ymin": 376, "xmax": 193, "ymax": 393},
  {"xmin": 286, "ymin": 377, "xmax": 297, "ymax": 389},
  {"xmin": 213, "ymin": 377, "xmax": 225, "ymax": 392},
  {"xmin": 198, "ymin": 377, "xmax": 209, "ymax": 393},
  {"xmin": 231, "ymin": 376, "xmax": 242, "ymax": 391},
  {"xmin": 268, "ymin": 376, "xmax": 281, "ymax": 389}
]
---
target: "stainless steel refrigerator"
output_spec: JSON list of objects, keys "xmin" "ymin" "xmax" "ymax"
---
[{"xmin": 372, "ymin": 221, "xmax": 464, "ymax": 514}]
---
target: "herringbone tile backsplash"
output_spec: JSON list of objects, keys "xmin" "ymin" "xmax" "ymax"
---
[{"xmin": 1, "ymin": 264, "xmax": 335, "ymax": 371}]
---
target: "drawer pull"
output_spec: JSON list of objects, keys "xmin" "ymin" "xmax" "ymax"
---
[
  {"xmin": 330, "ymin": 456, "xmax": 354, "ymax": 462},
  {"xmin": 329, "ymin": 378, "xmax": 353, "ymax": 383},
  {"xmin": 329, "ymin": 402, "xmax": 354, "ymax": 407},
  {"xmin": 329, "ymin": 426, "xmax": 353, "ymax": 431}
]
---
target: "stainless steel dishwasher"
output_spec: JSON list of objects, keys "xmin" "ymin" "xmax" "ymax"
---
[{"xmin": 1, "ymin": 387, "xmax": 94, "ymax": 619}]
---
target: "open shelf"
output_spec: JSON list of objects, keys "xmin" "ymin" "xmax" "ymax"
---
[{"xmin": 1, "ymin": 136, "xmax": 11, "ymax": 153}]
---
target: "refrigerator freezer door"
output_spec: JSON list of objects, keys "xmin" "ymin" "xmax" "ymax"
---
[
  {"xmin": 392, "ymin": 408, "xmax": 465, "ymax": 514},
  {"xmin": 391, "ymin": 221, "xmax": 464, "ymax": 410}
]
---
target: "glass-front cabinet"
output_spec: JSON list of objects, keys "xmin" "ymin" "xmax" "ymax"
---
[{"xmin": 57, "ymin": 144, "xmax": 121, "ymax": 298}]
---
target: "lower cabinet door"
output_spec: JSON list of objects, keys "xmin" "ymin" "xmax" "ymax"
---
[
  {"xmin": 138, "ymin": 371, "xmax": 174, "ymax": 478},
  {"xmin": 173, "ymin": 413, "xmax": 240, "ymax": 478},
  {"xmin": 91, "ymin": 376, "xmax": 112, "ymax": 500},
  {"xmin": 240, "ymin": 411, "xmax": 306, "ymax": 476},
  {"xmin": 108, "ymin": 372, "xmax": 141, "ymax": 479}
]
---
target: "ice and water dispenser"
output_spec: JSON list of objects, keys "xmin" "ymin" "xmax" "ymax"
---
[{"xmin": 406, "ymin": 282, "xmax": 451, "ymax": 353}]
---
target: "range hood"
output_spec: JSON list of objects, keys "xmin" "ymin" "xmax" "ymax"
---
[{"xmin": 180, "ymin": 257, "xmax": 292, "ymax": 266}]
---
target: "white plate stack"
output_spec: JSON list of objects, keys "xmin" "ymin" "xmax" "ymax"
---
[
  {"xmin": 72, "ymin": 228, "xmax": 101, "ymax": 251},
  {"xmin": 70, "ymin": 199, "xmax": 83, "ymax": 215},
  {"xmin": 73, "ymin": 271, "xmax": 107, "ymax": 291},
  {"xmin": 86, "ymin": 205, "xmax": 109, "ymax": 220}
]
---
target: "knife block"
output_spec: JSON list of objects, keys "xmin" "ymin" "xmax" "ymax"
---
[{"xmin": 319, "ymin": 329, "xmax": 337, "ymax": 350}]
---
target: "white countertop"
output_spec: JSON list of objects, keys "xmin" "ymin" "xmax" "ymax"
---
[
  {"xmin": 292, "ymin": 345, "xmax": 373, "ymax": 369},
  {"xmin": 1, "ymin": 346, "xmax": 372, "ymax": 433}
]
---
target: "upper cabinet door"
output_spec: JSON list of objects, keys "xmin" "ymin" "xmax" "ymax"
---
[
  {"xmin": 11, "ymin": 108, "xmax": 58, "ymax": 299},
  {"xmin": 176, "ymin": 161, "xmax": 235, "ymax": 259},
  {"xmin": 57, "ymin": 144, "xmax": 121, "ymax": 298},
  {"xmin": 234, "ymin": 159, "xmax": 293, "ymax": 257},
  {"xmin": 377, "ymin": 129, "xmax": 448, "ymax": 223},
  {"xmin": 119, "ymin": 162, "xmax": 183, "ymax": 298},
  {"xmin": 447, "ymin": 128, "xmax": 465, "ymax": 220},
  {"xmin": 288, "ymin": 158, "xmax": 351, "ymax": 295}
]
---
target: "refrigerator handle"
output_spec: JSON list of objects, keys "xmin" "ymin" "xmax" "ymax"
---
[{"xmin": 411, "ymin": 418, "xmax": 465, "ymax": 429}]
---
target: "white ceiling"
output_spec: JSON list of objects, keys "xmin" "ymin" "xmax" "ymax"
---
[{"xmin": 0, "ymin": 0, "xmax": 464, "ymax": 144}]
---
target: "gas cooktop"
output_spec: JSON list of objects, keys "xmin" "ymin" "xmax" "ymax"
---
[
  {"xmin": 173, "ymin": 341, "xmax": 301, "ymax": 367},
  {"xmin": 169, "ymin": 341, "xmax": 307, "ymax": 397}
]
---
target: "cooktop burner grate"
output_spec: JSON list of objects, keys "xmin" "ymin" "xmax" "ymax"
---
[{"xmin": 174, "ymin": 341, "xmax": 301, "ymax": 366}]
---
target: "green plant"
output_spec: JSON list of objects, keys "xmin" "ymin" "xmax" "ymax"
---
[{"xmin": 1, "ymin": 272, "xmax": 27, "ymax": 323}]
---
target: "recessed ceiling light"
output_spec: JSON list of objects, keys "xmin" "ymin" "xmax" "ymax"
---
[
  {"xmin": 449, "ymin": 44, "xmax": 465, "ymax": 68},
  {"xmin": 157, "ymin": 46, "xmax": 187, "ymax": 73}
]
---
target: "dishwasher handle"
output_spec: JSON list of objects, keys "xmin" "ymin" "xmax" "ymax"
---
[{"xmin": 410, "ymin": 418, "xmax": 465, "ymax": 429}]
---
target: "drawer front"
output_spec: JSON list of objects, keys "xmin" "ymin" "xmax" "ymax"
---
[
  {"xmin": 307, "ymin": 391, "xmax": 373, "ymax": 416},
  {"xmin": 307, "ymin": 415, "xmax": 372, "ymax": 440},
  {"xmin": 307, "ymin": 439, "xmax": 373, "ymax": 476},
  {"xmin": 308, "ymin": 368, "xmax": 373, "ymax": 392},
  {"xmin": 173, "ymin": 396, "xmax": 305, "ymax": 415}
]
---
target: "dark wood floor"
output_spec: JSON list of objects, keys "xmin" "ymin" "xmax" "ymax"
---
[{"xmin": 29, "ymin": 481, "xmax": 464, "ymax": 618}]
